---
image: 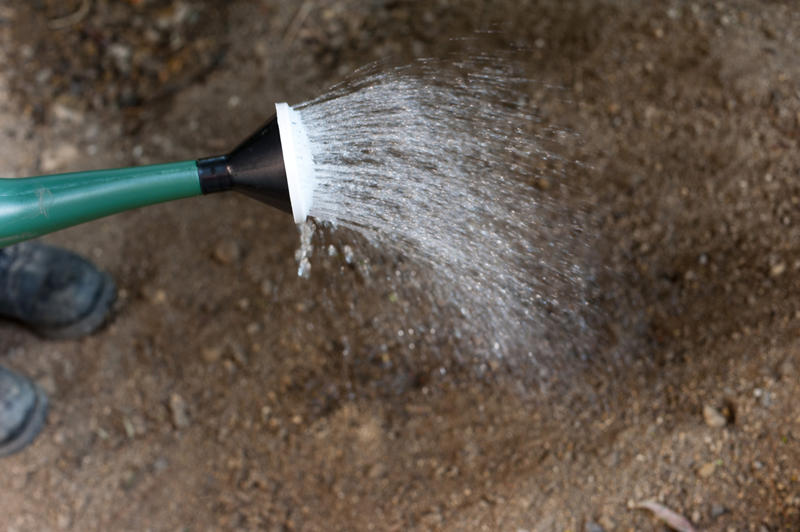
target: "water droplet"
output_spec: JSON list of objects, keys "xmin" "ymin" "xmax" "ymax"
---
[{"xmin": 343, "ymin": 245, "xmax": 355, "ymax": 264}]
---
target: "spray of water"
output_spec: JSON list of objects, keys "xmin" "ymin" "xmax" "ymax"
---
[{"xmin": 292, "ymin": 56, "xmax": 610, "ymax": 369}]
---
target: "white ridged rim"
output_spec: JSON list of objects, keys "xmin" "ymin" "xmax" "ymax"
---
[{"xmin": 275, "ymin": 102, "xmax": 314, "ymax": 224}]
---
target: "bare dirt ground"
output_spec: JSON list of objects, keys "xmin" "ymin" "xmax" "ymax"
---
[{"xmin": 1, "ymin": 0, "xmax": 800, "ymax": 530}]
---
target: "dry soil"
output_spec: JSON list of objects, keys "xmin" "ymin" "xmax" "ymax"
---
[{"xmin": 1, "ymin": 1, "xmax": 800, "ymax": 530}]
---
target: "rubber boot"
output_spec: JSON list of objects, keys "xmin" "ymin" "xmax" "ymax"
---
[
  {"xmin": 0, "ymin": 242, "xmax": 116, "ymax": 339},
  {"xmin": 0, "ymin": 365, "xmax": 48, "ymax": 457}
]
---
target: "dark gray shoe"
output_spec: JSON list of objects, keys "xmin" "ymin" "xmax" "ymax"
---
[
  {"xmin": 0, "ymin": 366, "xmax": 48, "ymax": 457},
  {"xmin": 0, "ymin": 243, "xmax": 116, "ymax": 339}
]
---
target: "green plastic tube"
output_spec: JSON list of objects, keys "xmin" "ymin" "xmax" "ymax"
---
[{"xmin": 0, "ymin": 160, "xmax": 201, "ymax": 247}]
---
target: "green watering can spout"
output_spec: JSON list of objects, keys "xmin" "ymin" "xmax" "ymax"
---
[{"xmin": 0, "ymin": 105, "xmax": 302, "ymax": 247}]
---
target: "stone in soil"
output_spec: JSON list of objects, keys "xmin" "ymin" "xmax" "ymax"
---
[
  {"xmin": 41, "ymin": 143, "xmax": 79, "ymax": 172},
  {"xmin": 711, "ymin": 503, "xmax": 729, "ymax": 518},
  {"xmin": 698, "ymin": 461, "xmax": 716, "ymax": 478},
  {"xmin": 169, "ymin": 393, "xmax": 191, "ymax": 429},
  {"xmin": 213, "ymin": 240, "xmax": 241, "ymax": 265},
  {"xmin": 585, "ymin": 521, "xmax": 606, "ymax": 532},
  {"xmin": 703, "ymin": 404, "xmax": 728, "ymax": 428}
]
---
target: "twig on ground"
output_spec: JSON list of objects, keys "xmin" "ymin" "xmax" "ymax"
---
[
  {"xmin": 635, "ymin": 500, "xmax": 698, "ymax": 532},
  {"xmin": 283, "ymin": 1, "xmax": 312, "ymax": 47},
  {"xmin": 49, "ymin": 0, "xmax": 92, "ymax": 31}
]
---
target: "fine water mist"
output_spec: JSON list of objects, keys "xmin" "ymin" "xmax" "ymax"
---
[{"xmin": 292, "ymin": 56, "xmax": 614, "ymax": 372}]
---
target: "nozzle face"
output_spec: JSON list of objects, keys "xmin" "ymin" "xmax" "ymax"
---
[
  {"xmin": 275, "ymin": 103, "xmax": 315, "ymax": 224},
  {"xmin": 197, "ymin": 115, "xmax": 293, "ymax": 215}
]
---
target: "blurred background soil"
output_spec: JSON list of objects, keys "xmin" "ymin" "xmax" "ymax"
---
[{"xmin": 1, "ymin": 0, "xmax": 800, "ymax": 530}]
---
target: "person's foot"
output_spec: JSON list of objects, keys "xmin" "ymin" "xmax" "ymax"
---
[
  {"xmin": 0, "ymin": 365, "xmax": 48, "ymax": 457},
  {"xmin": 0, "ymin": 242, "xmax": 116, "ymax": 339}
]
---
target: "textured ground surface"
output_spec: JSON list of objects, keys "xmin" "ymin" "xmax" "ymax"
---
[{"xmin": 1, "ymin": 0, "xmax": 800, "ymax": 530}]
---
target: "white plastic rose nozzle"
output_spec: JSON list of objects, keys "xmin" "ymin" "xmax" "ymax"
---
[{"xmin": 275, "ymin": 102, "xmax": 315, "ymax": 224}]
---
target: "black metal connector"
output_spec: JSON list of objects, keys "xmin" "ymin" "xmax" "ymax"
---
[
  {"xmin": 196, "ymin": 114, "xmax": 292, "ymax": 215},
  {"xmin": 197, "ymin": 155, "xmax": 232, "ymax": 194}
]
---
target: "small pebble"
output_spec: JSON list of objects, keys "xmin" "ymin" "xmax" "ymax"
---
[
  {"xmin": 778, "ymin": 358, "xmax": 797, "ymax": 378},
  {"xmin": 150, "ymin": 289, "xmax": 167, "ymax": 304},
  {"xmin": 703, "ymin": 404, "xmax": 728, "ymax": 428},
  {"xmin": 698, "ymin": 461, "xmax": 716, "ymax": 478},
  {"xmin": 38, "ymin": 375, "xmax": 57, "ymax": 395},
  {"xmin": 56, "ymin": 511, "xmax": 72, "ymax": 530},
  {"xmin": 711, "ymin": 503, "xmax": 728, "ymax": 518},
  {"xmin": 585, "ymin": 521, "xmax": 606, "ymax": 532},
  {"xmin": 260, "ymin": 279, "xmax": 274, "ymax": 296},
  {"xmin": 770, "ymin": 262, "xmax": 786, "ymax": 277},
  {"xmin": 228, "ymin": 342, "xmax": 248, "ymax": 366},
  {"xmin": 41, "ymin": 144, "xmax": 79, "ymax": 172},
  {"xmin": 129, "ymin": 414, "xmax": 147, "ymax": 436},
  {"xmin": 152, "ymin": 456, "xmax": 169, "ymax": 473},
  {"xmin": 213, "ymin": 240, "xmax": 241, "ymax": 265},
  {"xmin": 122, "ymin": 417, "xmax": 136, "ymax": 438},
  {"xmin": 367, "ymin": 463, "xmax": 387, "ymax": 479},
  {"xmin": 51, "ymin": 103, "xmax": 84, "ymax": 124},
  {"xmin": 202, "ymin": 346, "xmax": 223, "ymax": 363},
  {"xmin": 169, "ymin": 393, "xmax": 191, "ymax": 429}
]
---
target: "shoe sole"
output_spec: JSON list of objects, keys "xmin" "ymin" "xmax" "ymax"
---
[
  {"xmin": 34, "ymin": 272, "xmax": 117, "ymax": 340},
  {"xmin": 0, "ymin": 383, "xmax": 48, "ymax": 458}
]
